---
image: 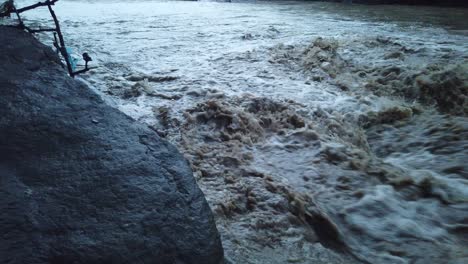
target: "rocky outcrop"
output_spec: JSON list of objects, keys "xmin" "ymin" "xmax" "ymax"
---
[{"xmin": 0, "ymin": 26, "xmax": 223, "ymax": 264}]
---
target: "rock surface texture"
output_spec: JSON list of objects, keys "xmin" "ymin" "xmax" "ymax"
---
[{"xmin": 0, "ymin": 26, "xmax": 223, "ymax": 264}]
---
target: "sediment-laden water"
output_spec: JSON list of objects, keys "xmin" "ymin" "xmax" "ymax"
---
[{"xmin": 7, "ymin": 1, "xmax": 468, "ymax": 263}]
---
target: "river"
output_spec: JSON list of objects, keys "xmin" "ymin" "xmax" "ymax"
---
[{"xmin": 8, "ymin": 1, "xmax": 468, "ymax": 263}]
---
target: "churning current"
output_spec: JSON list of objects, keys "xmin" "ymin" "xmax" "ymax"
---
[{"xmin": 11, "ymin": 0, "xmax": 468, "ymax": 263}]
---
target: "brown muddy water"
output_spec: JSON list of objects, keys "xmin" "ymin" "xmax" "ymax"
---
[{"xmin": 7, "ymin": 0, "xmax": 468, "ymax": 263}]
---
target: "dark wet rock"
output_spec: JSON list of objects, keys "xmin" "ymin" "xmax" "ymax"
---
[{"xmin": 0, "ymin": 26, "xmax": 223, "ymax": 264}]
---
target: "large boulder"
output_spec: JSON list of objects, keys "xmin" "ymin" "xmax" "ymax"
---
[{"xmin": 0, "ymin": 26, "xmax": 223, "ymax": 264}]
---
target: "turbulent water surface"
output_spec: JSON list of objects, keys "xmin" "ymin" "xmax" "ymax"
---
[{"xmin": 8, "ymin": 1, "xmax": 468, "ymax": 263}]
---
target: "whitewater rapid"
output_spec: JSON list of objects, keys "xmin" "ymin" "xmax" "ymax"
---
[{"xmin": 7, "ymin": 1, "xmax": 468, "ymax": 263}]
